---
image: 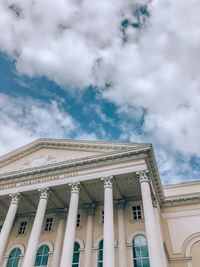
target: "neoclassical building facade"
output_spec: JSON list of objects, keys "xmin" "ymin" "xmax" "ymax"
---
[{"xmin": 0, "ymin": 139, "xmax": 199, "ymax": 267}]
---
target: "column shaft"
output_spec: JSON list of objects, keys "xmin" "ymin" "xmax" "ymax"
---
[
  {"xmin": 84, "ymin": 204, "xmax": 95, "ymax": 267},
  {"xmin": 102, "ymin": 177, "xmax": 115, "ymax": 267},
  {"xmin": 60, "ymin": 182, "xmax": 80, "ymax": 267},
  {"xmin": 51, "ymin": 212, "xmax": 66, "ymax": 267},
  {"xmin": 153, "ymin": 201, "xmax": 168, "ymax": 267},
  {"xmin": 116, "ymin": 201, "xmax": 127, "ymax": 267},
  {"xmin": 0, "ymin": 193, "xmax": 21, "ymax": 265},
  {"xmin": 138, "ymin": 171, "xmax": 164, "ymax": 267},
  {"xmin": 22, "ymin": 188, "xmax": 49, "ymax": 267}
]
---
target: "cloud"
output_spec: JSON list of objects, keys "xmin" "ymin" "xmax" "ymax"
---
[
  {"xmin": 0, "ymin": 93, "xmax": 97, "ymax": 155},
  {"xmin": 0, "ymin": 0, "xmax": 200, "ymax": 182}
]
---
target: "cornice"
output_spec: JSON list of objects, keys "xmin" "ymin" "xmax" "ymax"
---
[
  {"xmin": 0, "ymin": 139, "xmax": 149, "ymax": 168},
  {"xmin": 162, "ymin": 193, "xmax": 200, "ymax": 207},
  {"xmin": 0, "ymin": 148, "xmax": 149, "ymax": 183},
  {"xmin": 145, "ymin": 147, "xmax": 165, "ymax": 202}
]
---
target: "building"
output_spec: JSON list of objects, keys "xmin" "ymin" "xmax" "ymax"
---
[{"xmin": 0, "ymin": 138, "xmax": 199, "ymax": 267}]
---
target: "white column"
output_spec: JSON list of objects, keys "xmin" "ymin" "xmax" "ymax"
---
[
  {"xmin": 22, "ymin": 188, "xmax": 49, "ymax": 267},
  {"xmin": 101, "ymin": 176, "xmax": 115, "ymax": 267},
  {"xmin": 116, "ymin": 200, "xmax": 127, "ymax": 267},
  {"xmin": 60, "ymin": 182, "xmax": 80, "ymax": 267},
  {"xmin": 0, "ymin": 193, "xmax": 21, "ymax": 265},
  {"xmin": 52, "ymin": 210, "xmax": 67, "ymax": 267},
  {"xmin": 137, "ymin": 170, "xmax": 166, "ymax": 267},
  {"xmin": 84, "ymin": 204, "xmax": 95, "ymax": 267},
  {"xmin": 153, "ymin": 198, "xmax": 168, "ymax": 267}
]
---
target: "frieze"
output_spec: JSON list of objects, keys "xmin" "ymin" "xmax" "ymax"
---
[{"xmin": 0, "ymin": 172, "xmax": 79, "ymax": 191}]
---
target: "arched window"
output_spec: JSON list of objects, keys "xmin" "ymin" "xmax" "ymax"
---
[
  {"xmin": 35, "ymin": 245, "xmax": 49, "ymax": 267},
  {"xmin": 72, "ymin": 242, "xmax": 80, "ymax": 267},
  {"xmin": 98, "ymin": 240, "xmax": 103, "ymax": 267},
  {"xmin": 132, "ymin": 235, "xmax": 150, "ymax": 267},
  {"xmin": 6, "ymin": 248, "xmax": 21, "ymax": 267}
]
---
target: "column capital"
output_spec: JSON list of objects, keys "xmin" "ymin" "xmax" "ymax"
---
[
  {"xmin": 58, "ymin": 209, "xmax": 68, "ymax": 220},
  {"xmin": 115, "ymin": 199, "xmax": 125, "ymax": 210},
  {"xmin": 9, "ymin": 193, "xmax": 22, "ymax": 205},
  {"xmin": 136, "ymin": 170, "xmax": 150, "ymax": 183},
  {"xmin": 38, "ymin": 188, "xmax": 50, "ymax": 199},
  {"xmin": 85, "ymin": 204, "xmax": 96, "ymax": 216},
  {"xmin": 152, "ymin": 196, "xmax": 158, "ymax": 208},
  {"xmin": 101, "ymin": 176, "xmax": 114, "ymax": 188},
  {"xmin": 68, "ymin": 182, "xmax": 80, "ymax": 194}
]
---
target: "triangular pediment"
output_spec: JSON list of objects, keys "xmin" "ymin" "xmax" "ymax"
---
[{"xmin": 0, "ymin": 138, "xmax": 149, "ymax": 175}]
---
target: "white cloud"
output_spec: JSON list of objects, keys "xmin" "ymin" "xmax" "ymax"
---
[
  {"xmin": 0, "ymin": 93, "xmax": 89, "ymax": 155},
  {"xmin": 0, "ymin": 0, "xmax": 200, "ymax": 182}
]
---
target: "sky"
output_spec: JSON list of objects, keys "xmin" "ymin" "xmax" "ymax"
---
[{"xmin": 0, "ymin": 0, "xmax": 200, "ymax": 184}]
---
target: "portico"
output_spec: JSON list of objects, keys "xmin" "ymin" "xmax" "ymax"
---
[{"xmin": 0, "ymin": 139, "xmax": 167, "ymax": 267}]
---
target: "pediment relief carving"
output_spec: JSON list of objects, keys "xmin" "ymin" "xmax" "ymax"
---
[{"xmin": 0, "ymin": 147, "xmax": 102, "ymax": 174}]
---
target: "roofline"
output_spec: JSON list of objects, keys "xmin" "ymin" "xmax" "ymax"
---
[
  {"xmin": 0, "ymin": 138, "xmax": 151, "ymax": 163},
  {"xmin": 163, "ymin": 179, "xmax": 200, "ymax": 189}
]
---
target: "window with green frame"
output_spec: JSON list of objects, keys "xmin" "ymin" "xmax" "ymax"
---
[
  {"xmin": 6, "ymin": 248, "xmax": 21, "ymax": 267},
  {"xmin": 132, "ymin": 235, "xmax": 150, "ymax": 267},
  {"xmin": 98, "ymin": 240, "xmax": 103, "ymax": 267},
  {"xmin": 34, "ymin": 245, "xmax": 49, "ymax": 267},
  {"xmin": 72, "ymin": 242, "xmax": 80, "ymax": 267}
]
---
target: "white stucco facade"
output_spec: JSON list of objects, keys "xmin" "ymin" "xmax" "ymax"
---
[{"xmin": 0, "ymin": 138, "xmax": 199, "ymax": 267}]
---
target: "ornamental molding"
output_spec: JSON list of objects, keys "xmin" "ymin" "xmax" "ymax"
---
[
  {"xmin": 0, "ymin": 150, "xmax": 147, "ymax": 188},
  {"xmin": 85, "ymin": 204, "xmax": 96, "ymax": 216},
  {"xmin": 0, "ymin": 139, "xmax": 147, "ymax": 167},
  {"xmin": 0, "ymin": 141, "xmax": 164, "ymax": 202},
  {"xmin": 152, "ymin": 196, "xmax": 158, "ymax": 208},
  {"xmin": 101, "ymin": 176, "xmax": 114, "ymax": 188},
  {"xmin": 9, "ymin": 192, "xmax": 22, "ymax": 205},
  {"xmin": 136, "ymin": 170, "xmax": 150, "ymax": 183},
  {"xmin": 162, "ymin": 193, "xmax": 200, "ymax": 207},
  {"xmin": 0, "ymin": 172, "xmax": 79, "ymax": 191},
  {"xmin": 38, "ymin": 188, "xmax": 50, "ymax": 199},
  {"xmin": 68, "ymin": 182, "xmax": 80, "ymax": 194},
  {"xmin": 0, "ymin": 149, "xmax": 148, "ymax": 182},
  {"xmin": 115, "ymin": 199, "xmax": 126, "ymax": 210}
]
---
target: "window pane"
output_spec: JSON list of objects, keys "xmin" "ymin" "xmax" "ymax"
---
[
  {"xmin": 134, "ymin": 259, "xmax": 142, "ymax": 267},
  {"xmin": 133, "ymin": 235, "xmax": 150, "ymax": 267},
  {"xmin": 6, "ymin": 248, "xmax": 21, "ymax": 267},
  {"xmin": 72, "ymin": 242, "xmax": 80, "ymax": 265},
  {"xmin": 141, "ymin": 246, "xmax": 149, "ymax": 257},
  {"xmin": 142, "ymin": 258, "xmax": 150, "ymax": 267},
  {"xmin": 133, "ymin": 246, "xmax": 141, "ymax": 257},
  {"xmin": 98, "ymin": 240, "xmax": 103, "ymax": 266},
  {"xmin": 35, "ymin": 245, "xmax": 49, "ymax": 266}
]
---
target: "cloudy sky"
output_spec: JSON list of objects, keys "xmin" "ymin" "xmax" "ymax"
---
[{"xmin": 0, "ymin": 0, "xmax": 200, "ymax": 184}]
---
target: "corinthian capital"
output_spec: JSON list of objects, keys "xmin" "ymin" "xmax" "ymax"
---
[
  {"xmin": 85, "ymin": 204, "xmax": 96, "ymax": 216},
  {"xmin": 115, "ymin": 199, "xmax": 125, "ymax": 210},
  {"xmin": 101, "ymin": 176, "xmax": 114, "ymax": 188},
  {"xmin": 68, "ymin": 182, "xmax": 80, "ymax": 194},
  {"xmin": 9, "ymin": 193, "xmax": 22, "ymax": 205},
  {"xmin": 136, "ymin": 170, "xmax": 150, "ymax": 183},
  {"xmin": 38, "ymin": 188, "xmax": 50, "ymax": 199}
]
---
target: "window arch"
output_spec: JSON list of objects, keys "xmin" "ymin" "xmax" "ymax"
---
[
  {"xmin": 98, "ymin": 240, "xmax": 103, "ymax": 267},
  {"xmin": 35, "ymin": 245, "xmax": 49, "ymax": 266},
  {"xmin": 132, "ymin": 235, "xmax": 150, "ymax": 267},
  {"xmin": 72, "ymin": 242, "xmax": 80, "ymax": 267},
  {"xmin": 6, "ymin": 247, "xmax": 21, "ymax": 267}
]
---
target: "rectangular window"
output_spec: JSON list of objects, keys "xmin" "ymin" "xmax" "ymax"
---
[
  {"xmin": 132, "ymin": 205, "xmax": 142, "ymax": 220},
  {"xmin": 76, "ymin": 213, "xmax": 81, "ymax": 227},
  {"xmin": 44, "ymin": 217, "xmax": 53, "ymax": 232},
  {"xmin": 18, "ymin": 221, "xmax": 27, "ymax": 235}
]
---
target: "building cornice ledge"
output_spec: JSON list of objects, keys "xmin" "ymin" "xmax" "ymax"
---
[
  {"xmin": 162, "ymin": 193, "xmax": 200, "ymax": 207},
  {"xmin": 0, "ymin": 147, "xmax": 150, "ymax": 182}
]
